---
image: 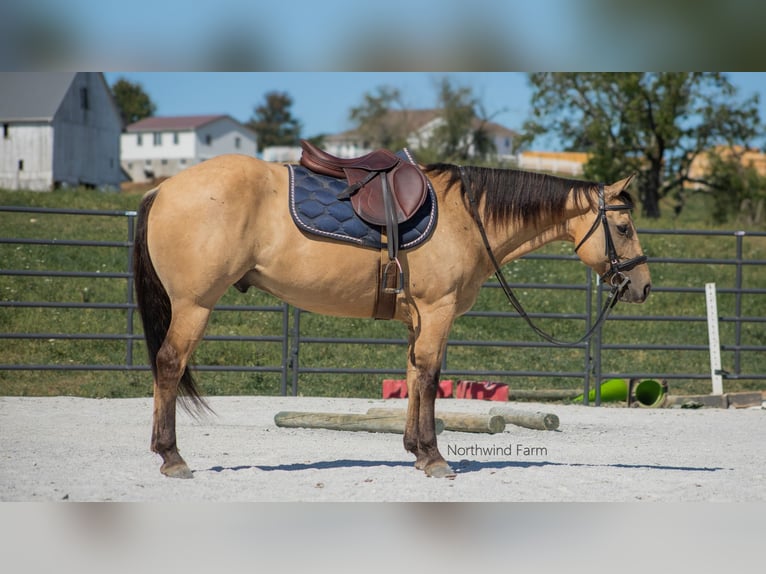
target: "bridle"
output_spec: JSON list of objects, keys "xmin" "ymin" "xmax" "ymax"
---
[
  {"xmin": 460, "ymin": 167, "xmax": 646, "ymax": 347},
  {"xmin": 573, "ymin": 183, "xmax": 648, "ymax": 288}
]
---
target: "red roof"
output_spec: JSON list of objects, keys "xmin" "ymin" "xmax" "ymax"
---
[{"xmin": 126, "ymin": 114, "xmax": 229, "ymax": 132}]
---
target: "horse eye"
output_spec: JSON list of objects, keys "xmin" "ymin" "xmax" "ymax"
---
[{"xmin": 616, "ymin": 224, "xmax": 629, "ymax": 236}]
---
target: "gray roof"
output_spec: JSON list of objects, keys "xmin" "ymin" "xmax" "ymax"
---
[{"xmin": 0, "ymin": 72, "xmax": 77, "ymax": 122}]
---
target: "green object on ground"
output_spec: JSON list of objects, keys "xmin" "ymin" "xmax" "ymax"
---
[{"xmin": 573, "ymin": 378, "xmax": 628, "ymax": 403}]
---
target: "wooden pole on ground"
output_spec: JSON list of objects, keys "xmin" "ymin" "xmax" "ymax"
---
[
  {"xmin": 507, "ymin": 389, "xmax": 580, "ymax": 401},
  {"xmin": 366, "ymin": 408, "xmax": 505, "ymax": 434},
  {"xmin": 488, "ymin": 406, "xmax": 560, "ymax": 431},
  {"xmin": 274, "ymin": 411, "xmax": 444, "ymax": 434}
]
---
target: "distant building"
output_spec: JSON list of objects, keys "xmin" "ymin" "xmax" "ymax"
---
[
  {"xmin": 320, "ymin": 109, "xmax": 518, "ymax": 160},
  {"xmin": 0, "ymin": 72, "xmax": 124, "ymax": 191},
  {"xmin": 517, "ymin": 151, "xmax": 590, "ymax": 176},
  {"xmin": 121, "ymin": 115, "xmax": 257, "ymax": 183},
  {"xmin": 685, "ymin": 145, "xmax": 766, "ymax": 189},
  {"xmin": 261, "ymin": 146, "xmax": 302, "ymax": 163}
]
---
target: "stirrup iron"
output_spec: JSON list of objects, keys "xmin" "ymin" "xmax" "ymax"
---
[{"xmin": 382, "ymin": 258, "xmax": 404, "ymax": 294}]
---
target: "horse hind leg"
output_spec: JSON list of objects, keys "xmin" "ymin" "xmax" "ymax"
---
[{"xmin": 151, "ymin": 301, "xmax": 212, "ymax": 479}]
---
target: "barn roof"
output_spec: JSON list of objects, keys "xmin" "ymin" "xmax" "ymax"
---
[{"xmin": 0, "ymin": 73, "xmax": 78, "ymax": 122}]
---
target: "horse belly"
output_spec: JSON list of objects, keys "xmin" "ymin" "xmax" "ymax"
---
[{"xmin": 248, "ymin": 240, "xmax": 382, "ymax": 318}]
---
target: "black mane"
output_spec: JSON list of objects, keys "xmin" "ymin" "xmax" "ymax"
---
[{"xmin": 425, "ymin": 163, "xmax": 598, "ymax": 227}]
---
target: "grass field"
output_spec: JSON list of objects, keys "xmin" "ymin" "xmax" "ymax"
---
[{"xmin": 1, "ymin": 184, "xmax": 764, "ymax": 400}]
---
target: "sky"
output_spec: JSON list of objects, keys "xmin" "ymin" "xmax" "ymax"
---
[
  {"xmin": 103, "ymin": 73, "xmax": 766, "ymax": 148},
  {"xmin": 103, "ymin": 73, "xmax": 531, "ymax": 139}
]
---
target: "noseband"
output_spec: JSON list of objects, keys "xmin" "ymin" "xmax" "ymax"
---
[
  {"xmin": 460, "ymin": 168, "xmax": 645, "ymax": 346},
  {"xmin": 573, "ymin": 183, "xmax": 648, "ymax": 287}
]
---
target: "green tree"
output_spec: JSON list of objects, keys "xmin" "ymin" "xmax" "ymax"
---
[
  {"xmin": 705, "ymin": 151, "xmax": 766, "ymax": 225},
  {"xmin": 110, "ymin": 77, "xmax": 156, "ymax": 126},
  {"xmin": 522, "ymin": 73, "xmax": 762, "ymax": 219},
  {"xmin": 349, "ymin": 79, "xmax": 500, "ymax": 162},
  {"xmin": 247, "ymin": 91, "xmax": 302, "ymax": 149},
  {"xmin": 348, "ymin": 86, "xmax": 408, "ymax": 150},
  {"xmin": 430, "ymin": 77, "xmax": 496, "ymax": 162}
]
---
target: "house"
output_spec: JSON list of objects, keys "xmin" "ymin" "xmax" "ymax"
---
[
  {"xmin": 321, "ymin": 109, "xmax": 518, "ymax": 160},
  {"xmin": 121, "ymin": 115, "xmax": 257, "ymax": 182},
  {"xmin": 0, "ymin": 72, "xmax": 124, "ymax": 191}
]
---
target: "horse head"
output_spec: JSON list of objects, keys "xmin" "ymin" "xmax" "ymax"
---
[{"xmin": 572, "ymin": 174, "xmax": 651, "ymax": 303}]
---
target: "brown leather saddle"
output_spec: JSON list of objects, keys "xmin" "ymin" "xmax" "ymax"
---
[
  {"xmin": 299, "ymin": 140, "xmax": 428, "ymax": 226},
  {"xmin": 299, "ymin": 139, "xmax": 429, "ymax": 319}
]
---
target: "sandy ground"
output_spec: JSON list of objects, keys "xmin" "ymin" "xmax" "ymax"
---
[{"xmin": 1, "ymin": 395, "xmax": 764, "ymax": 502}]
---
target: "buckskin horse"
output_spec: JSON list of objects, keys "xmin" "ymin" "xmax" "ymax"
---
[{"xmin": 133, "ymin": 144, "xmax": 651, "ymax": 479}]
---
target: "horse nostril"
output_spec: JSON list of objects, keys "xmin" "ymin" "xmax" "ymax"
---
[{"xmin": 644, "ymin": 283, "xmax": 652, "ymax": 299}]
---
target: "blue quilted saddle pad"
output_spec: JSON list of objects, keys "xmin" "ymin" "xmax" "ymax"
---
[{"xmin": 287, "ymin": 149, "xmax": 437, "ymax": 251}]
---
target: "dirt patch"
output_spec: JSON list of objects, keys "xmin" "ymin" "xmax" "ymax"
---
[{"xmin": 1, "ymin": 396, "xmax": 764, "ymax": 501}]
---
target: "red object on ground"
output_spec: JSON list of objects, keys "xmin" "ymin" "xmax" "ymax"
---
[
  {"xmin": 381, "ymin": 379, "xmax": 454, "ymax": 399},
  {"xmin": 455, "ymin": 380, "xmax": 509, "ymax": 401}
]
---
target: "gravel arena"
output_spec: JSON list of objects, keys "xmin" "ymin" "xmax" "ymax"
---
[{"xmin": 1, "ymin": 395, "xmax": 764, "ymax": 502}]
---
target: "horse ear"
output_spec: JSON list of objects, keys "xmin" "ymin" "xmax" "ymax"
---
[{"xmin": 605, "ymin": 173, "xmax": 636, "ymax": 199}]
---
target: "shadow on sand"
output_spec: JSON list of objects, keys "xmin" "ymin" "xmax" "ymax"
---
[{"xmin": 197, "ymin": 458, "xmax": 726, "ymax": 475}]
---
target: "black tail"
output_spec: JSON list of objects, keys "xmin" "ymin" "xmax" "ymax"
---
[{"xmin": 133, "ymin": 190, "xmax": 212, "ymax": 416}]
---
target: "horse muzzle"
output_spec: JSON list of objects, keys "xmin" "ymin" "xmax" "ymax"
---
[
  {"xmin": 619, "ymin": 280, "xmax": 651, "ymax": 303},
  {"xmin": 603, "ymin": 255, "xmax": 650, "ymax": 304}
]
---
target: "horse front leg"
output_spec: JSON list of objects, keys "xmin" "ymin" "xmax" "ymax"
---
[{"xmin": 403, "ymin": 317, "xmax": 455, "ymax": 478}]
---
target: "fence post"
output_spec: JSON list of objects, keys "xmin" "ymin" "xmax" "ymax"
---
[
  {"xmin": 126, "ymin": 211, "xmax": 137, "ymax": 369},
  {"xmin": 280, "ymin": 302, "xmax": 290, "ymax": 396},
  {"xmin": 592, "ymin": 277, "xmax": 606, "ymax": 406},
  {"xmin": 289, "ymin": 307, "xmax": 301, "ymax": 396},
  {"xmin": 583, "ymin": 267, "xmax": 594, "ymax": 406},
  {"xmin": 734, "ymin": 231, "xmax": 745, "ymax": 377}
]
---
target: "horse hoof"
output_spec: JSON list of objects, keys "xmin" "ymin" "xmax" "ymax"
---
[
  {"xmin": 425, "ymin": 462, "xmax": 456, "ymax": 479},
  {"xmin": 161, "ymin": 463, "xmax": 194, "ymax": 479}
]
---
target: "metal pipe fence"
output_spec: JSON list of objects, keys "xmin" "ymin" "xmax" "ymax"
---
[{"xmin": 2, "ymin": 206, "xmax": 765, "ymax": 403}]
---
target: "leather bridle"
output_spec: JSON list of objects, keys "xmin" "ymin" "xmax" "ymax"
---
[
  {"xmin": 460, "ymin": 168, "xmax": 646, "ymax": 346},
  {"xmin": 573, "ymin": 183, "xmax": 648, "ymax": 287}
]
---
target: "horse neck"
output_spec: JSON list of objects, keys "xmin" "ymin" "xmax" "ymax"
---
[{"xmin": 487, "ymin": 203, "xmax": 591, "ymax": 266}]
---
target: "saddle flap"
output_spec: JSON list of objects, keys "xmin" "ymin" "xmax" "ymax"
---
[{"xmin": 347, "ymin": 163, "xmax": 428, "ymax": 226}]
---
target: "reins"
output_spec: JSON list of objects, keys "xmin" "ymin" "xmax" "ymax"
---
[{"xmin": 459, "ymin": 166, "xmax": 641, "ymax": 347}]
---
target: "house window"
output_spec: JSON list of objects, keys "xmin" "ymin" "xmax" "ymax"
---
[
  {"xmin": 2, "ymin": 123, "xmax": 8, "ymax": 139},
  {"xmin": 137, "ymin": 134, "xmax": 143, "ymax": 146},
  {"xmin": 173, "ymin": 132, "xmax": 179, "ymax": 145},
  {"xmin": 153, "ymin": 132, "xmax": 162, "ymax": 146},
  {"xmin": 145, "ymin": 159, "xmax": 151, "ymax": 166},
  {"xmin": 161, "ymin": 159, "xmax": 168, "ymax": 165},
  {"xmin": 235, "ymin": 137, "xmax": 241, "ymax": 149},
  {"xmin": 18, "ymin": 159, "xmax": 24, "ymax": 171},
  {"xmin": 80, "ymin": 87, "xmax": 89, "ymax": 110},
  {"xmin": 180, "ymin": 158, "xmax": 187, "ymax": 165},
  {"xmin": 205, "ymin": 134, "xmax": 212, "ymax": 145}
]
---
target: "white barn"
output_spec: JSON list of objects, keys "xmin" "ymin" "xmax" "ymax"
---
[
  {"xmin": 0, "ymin": 72, "xmax": 124, "ymax": 191},
  {"xmin": 121, "ymin": 115, "xmax": 257, "ymax": 183}
]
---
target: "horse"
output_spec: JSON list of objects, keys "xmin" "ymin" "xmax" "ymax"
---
[{"xmin": 133, "ymin": 152, "xmax": 651, "ymax": 479}]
